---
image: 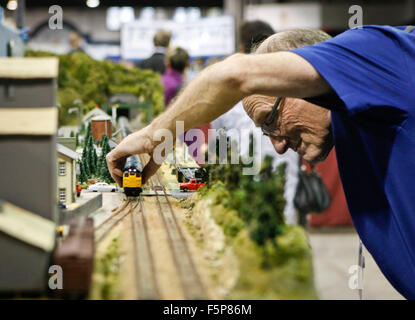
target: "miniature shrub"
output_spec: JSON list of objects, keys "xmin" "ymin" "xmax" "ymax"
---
[
  {"xmin": 193, "ymin": 135, "xmax": 317, "ymax": 299},
  {"xmin": 205, "ymin": 135, "xmax": 287, "ymax": 248}
]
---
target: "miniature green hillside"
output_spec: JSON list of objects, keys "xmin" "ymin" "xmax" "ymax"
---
[
  {"xmin": 184, "ymin": 136, "xmax": 318, "ymax": 299},
  {"xmin": 25, "ymin": 50, "xmax": 164, "ymax": 125}
]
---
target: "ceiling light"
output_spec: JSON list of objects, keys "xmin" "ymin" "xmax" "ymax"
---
[
  {"xmin": 7, "ymin": 0, "xmax": 18, "ymax": 11},
  {"xmin": 86, "ymin": 0, "xmax": 100, "ymax": 8}
]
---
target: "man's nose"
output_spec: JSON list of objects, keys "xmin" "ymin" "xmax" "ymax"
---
[{"xmin": 270, "ymin": 137, "xmax": 288, "ymax": 154}]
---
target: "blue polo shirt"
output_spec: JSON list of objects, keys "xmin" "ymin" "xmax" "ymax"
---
[{"xmin": 291, "ymin": 25, "xmax": 415, "ymax": 299}]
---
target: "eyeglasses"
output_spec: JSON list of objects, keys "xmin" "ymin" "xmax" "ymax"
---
[{"xmin": 261, "ymin": 97, "xmax": 282, "ymax": 138}]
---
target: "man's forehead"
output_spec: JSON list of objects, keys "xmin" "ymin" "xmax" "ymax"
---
[
  {"xmin": 242, "ymin": 94, "xmax": 274, "ymax": 107},
  {"xmin": 281, "ymin": 97, "xmax": 316, "ymax": 108}
]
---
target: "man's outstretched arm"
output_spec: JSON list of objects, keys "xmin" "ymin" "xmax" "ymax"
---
[{"xmin": 106, "ymin": 52, "xmax": 331, "ymax": 185}]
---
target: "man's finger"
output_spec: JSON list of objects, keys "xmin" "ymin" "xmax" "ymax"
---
[
  {"xmin": 106, "ymin": 152, "xmax": 126, "ymax": 187},
  {"xmin": 109, "ymin": 167, "xmax": 123, "ymax": 187},
  {"xmin": 112, "ymin": 168, "xmax": 124, "ymax": 186}
]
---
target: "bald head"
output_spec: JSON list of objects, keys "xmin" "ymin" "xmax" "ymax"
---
[{"xmin": 254, "ymin": 29, "xmax": 331, "ymax": 53}]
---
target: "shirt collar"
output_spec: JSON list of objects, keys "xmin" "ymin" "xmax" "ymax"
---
[{"xmin": 154, "ymin": 46, "xmax": 167, "ymax": 54}]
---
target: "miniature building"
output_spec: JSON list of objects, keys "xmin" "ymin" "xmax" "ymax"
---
[
  {"xmin": 0, "ymin": 57, "xmax": 59, "ymax": 293},
  {"xmin": 82, "ymin": 106, "xmax": 110, "ymax": 128},
  {"xmin": 103, "ymin": 93, "xmax": 146, "ymax": 121},
  {"xmin": 0, "ymin": 201, "xmax": 55, "ymax": 292},
  {"xmin": 57, "ymin": 143, "xmax": 79, "ymax": 205},
  {"xmin": 91, "ymin": 114, "xmax": 112, "ymax": 141},
  {"xmin": 57, "ymin": 136, "xmax": 77, "ymax": 151},
  {"xmin": 0, "ymin": 23, "xmax": 24, "ymax": 57}
]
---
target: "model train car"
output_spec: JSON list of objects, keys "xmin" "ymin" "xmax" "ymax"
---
[
  {"xmin": 118, "ymin": 116, "xmax": 144, "ymax": 197},
  {"xmin": 123, "ymin": 154, "xmax": 143, "ymax": 196}
]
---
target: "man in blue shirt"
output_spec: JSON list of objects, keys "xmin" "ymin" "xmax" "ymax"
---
[
  {"xmin": 289, "ymin": 26, "xmax": 415, "ymax": 299},
  {"xmin": 107, "ymin": 26, "xmax": 415, "ymax": 298}
]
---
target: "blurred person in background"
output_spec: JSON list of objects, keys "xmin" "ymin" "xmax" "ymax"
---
[
  {"xmin": 162, "ymin": 46, "xmax": 189, "ymax": 107},
  {"xmin": 211, "ymin": 20, "xmax": 300, "ymax": 225},
  {"xmin": 239, "ymin": 20, "xmax": 275, "ymax": 53},
  {"xmin": 186, "ymin": 57, "xmax": 205, "ymax": 82},
  {"xmin": 137, "ymin": 29, "xmax": 171, "ymax": 74},
  {"xmin": 161, "ymin": 47, "xmax": 208, "ymax": 163},
  {"xmin": 68, "ymin": 31, "xmax": 84, "ymax": 54}
]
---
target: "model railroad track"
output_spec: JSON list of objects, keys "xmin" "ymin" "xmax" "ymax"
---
[
  {"xmin": 94, "ymin": 199, "xmax": 137, "ymax": 243},
  {"xmin": 147, "ymin": 167, "xmax": 206, "ymax": 299},
  {"xmin": 130, "ymin": 195, "xmax": 160, "ymax": 299},
  {"xmin": 93, "ymin": 195, "xmax": 160, "ymax": 299},
  {"xmin": 116, "ymin": 119, "xmax": 205, "ymax": 299}
]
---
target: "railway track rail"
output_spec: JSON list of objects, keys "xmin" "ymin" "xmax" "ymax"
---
[
  {"xmin": 130, "ymin": 195, "xmax": 160, "ymax": 299},
  {"xmin": 96, "ymin": 118, "xmax": 206, "ymax": 299},
  {"xmin": 147, "ymin": 163, "xmax": 206, "ymax": 299},
  {"xmin": 94, "ymin": 196, "xmax": 160, "ymax": 299},
  {"xmin": 94, "ymin": 199, "xmax": 137, "ymax": 243}
]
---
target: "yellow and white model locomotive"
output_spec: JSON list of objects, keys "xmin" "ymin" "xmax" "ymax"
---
[{"xmin": 123, "ymin": 155, "xmax": 143, "ymax": 196}]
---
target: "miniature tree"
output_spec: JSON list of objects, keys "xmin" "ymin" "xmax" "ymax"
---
[
  {"xmin": 98, "ymin": 133, "xmax": 114, "ymax": 183},
  {"xmin": 84, "ymin": 122, "xmax": 92, "ymax": 147},
  {"xmin": 100, "ymin": 161, "xmax": 114, "ymax": 183},
  {"xmin": 78, "ymin": 160, "xmax": 87, "ymax": 184},
  {"xmin": 85, "ymin": 135, "xmax": 96, "ymax": 177},
  {"xmin": 80, "ymin": 133, "xmax": 97, "ymax": 179},
  {"xmin": 206, "ymin": 133, "xmax": 287, "ymax": 249},
  {"xmin": 93, "ymin": 147, "xmax": 98, "ymax": 175},
  {"xmin": 81, "ymin": 143, "xmax": 90, "ymax": 177},
  {"xmin": 97, "ymin": 133, "xmax": 108, "ymax": 178}
]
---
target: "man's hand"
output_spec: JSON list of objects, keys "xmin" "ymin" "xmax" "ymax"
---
[{"xmin": 106, "ymin": 126, "xmax": 161, "ymax": 186}]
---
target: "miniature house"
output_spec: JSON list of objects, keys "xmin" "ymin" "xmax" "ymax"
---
[
  {"xmin": 104, "ymin": 93, "xmax": 143, "ymax": 120},
  {"xmin": 57, "ymin": 143, "xmax": 78, "ymax": 206},
  {"xmin": 82, "ymin": 106, "xmax": 110, "ymax": 128},
  {"xmin": 0, "ymin": 57, "xmax": 59, "ymax": 293},
  {"xmin": 91, "ymin": 114, "xmax": 112, "ymax": 141},
  {"xmin": 57, "ymin": 136, "xmax": 77, "ymax": 151},
  {"xmin": 0, "ymin": 201, "xmax": 56, "ymax": 292}
]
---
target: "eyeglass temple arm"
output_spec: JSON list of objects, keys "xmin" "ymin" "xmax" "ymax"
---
[{"xmin": 265, "ymin": 97, "xmax": 282, "ymax": 125}]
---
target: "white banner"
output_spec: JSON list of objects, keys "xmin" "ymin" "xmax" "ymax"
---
[
  {"xmin": 245, "ymin": 3, "xmax": 322, "ymax": 31},
  {"xmin": 121, "ymin": 15, "xmax": 235, "ymax": 59}
]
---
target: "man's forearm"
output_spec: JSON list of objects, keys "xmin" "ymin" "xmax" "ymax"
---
[
  {"xmin": 147, "ymin": 52, "xmax": 330, "ymax": 136},
  {"xmin": 149, "ymin": 54, "xmax": 246, "ymax": 136}
]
